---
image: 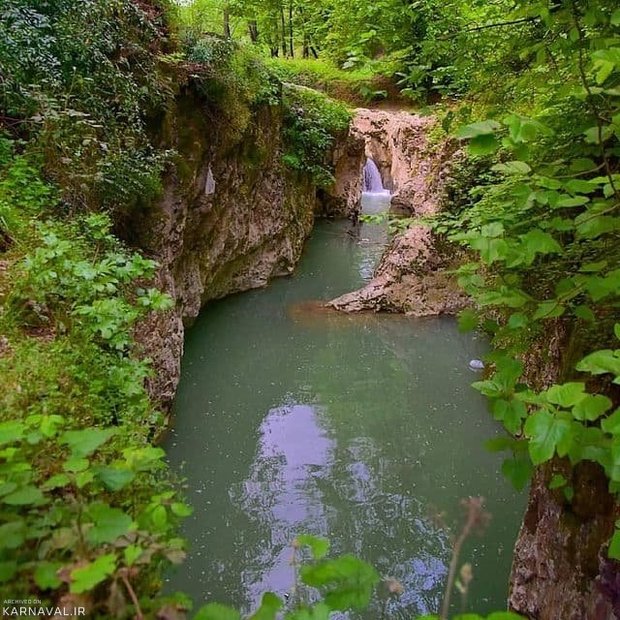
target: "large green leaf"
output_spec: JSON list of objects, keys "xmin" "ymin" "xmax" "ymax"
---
[
  {"xmin": 576, "ymin": 350, "xmax": 620, "ymax": 377},
  {"xmin": 3, "ymin": 485, "xmax": 46, "ymax": 506},
  {"xmin": 493, "ymin": 399, "xmax": 527, "ymax": 434},
  {"xmin": 70, "ymin": 554, "xmax": 116, "ymax": 594},
  {"xmin": 457, "ymin": 120, "xmax": 501, "ymax": 138},
  {"xmin": 300, "ymin": 554, "xmax": 379, "ymax": 610},
  {"xmin": 524, "ymin": 410, "xmax": 572, "ymax": 465},
  {"xmin": 296, "ymin": 534, "xmax": 330, "ymax": 560},
  {"xmin": 544, "ymin": 382, "xmax": 586, "ymax": 408},
  {"xmin": 60, "ymin": 428, "xmax": 115, "ymax": 458},
  {"xmin": 572, "ymin": 395, "xmax": 613, "ymax": 421},
  {"xmin": 502, "ymin": 457, "xmax": 533, "ymax": 491},
  {"xmin": 86, "ymin": 503, "xmax": 134, "ymax": 544},
  {"xmin": 249, "ymin": 593, "xmax": 282, "ymax": 620}
]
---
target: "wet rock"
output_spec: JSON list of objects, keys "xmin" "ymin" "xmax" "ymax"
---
[
  {"xmin": 318, "ymin": 122, "xmax": 366, "ymax": 218},
  {"xmin": 328, "ymin": 109, "xmax": 464, "ymax": 316}
]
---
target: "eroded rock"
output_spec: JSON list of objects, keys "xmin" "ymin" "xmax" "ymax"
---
[
  {"xmin": 134, "ymin": 92, "xmax": 317, "ymax": 408},
  {"xmin": 328, "ymin": 108, "xmax": 464, "ymax": 316}
]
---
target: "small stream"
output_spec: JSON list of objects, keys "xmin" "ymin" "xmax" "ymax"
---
[{"xmin": 166, "ymin": 194, "xmax": 525, "ymax": 618}]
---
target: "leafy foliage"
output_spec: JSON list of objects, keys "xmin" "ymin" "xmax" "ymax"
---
[
  {"xmin": 429, "ymin": 0, "xmax": 620, "ymax": 562},
  {"xmin": 0, "ymin": 0, "xmax": 174, "ymax": 213},
  {"xmin": 0, "ymin": 145, "xmax": 189, "ymax": 613},
  {"xmin": 281, "ymin": 84, "xmax": 351, "ymax": 186}
]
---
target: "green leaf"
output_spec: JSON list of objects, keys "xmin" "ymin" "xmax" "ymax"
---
[
  {"xmin": 487, "ymin": 613, "xmax": 528, "ymax": 620},
  {"xmin": 64, "ymin": 457, "xmax": 89, "ymax": 473},
  {"xmin": 458, "ymin": 308, "xmax": 479, "ymax": 332},
  {"xmin": 502, "ymin": 457, "xmax": 533, "ymax": 491},
  {"xmin": 573, "ymin": 305, "xmax": 596, "ymax": 322},
  {"xmin": 170, "ymin": 502, "xmax": 193, "ymax": 517},
  {"xmin": 94, "ymin": 466, "xmax": 135, "ymax": 491},
  {"xmin": 556, "ymin": 196, "xmax": 589, "ymax": 208},
  {"xmin": 34, "ymin": 562, "xmax": 63, "ymax": 590},
  {"xmin": 609, "ymin": 529, "xmax": 620, "ymax": 560},
  {"xmin": 86, "ymin": 503, "xmax": 134, "ymax": 544},
  {"xmin": 507, "ymin": 313, "xmax": 528, "ymax": 329},
  {"xmin": 545, "ymin": 382, "xmax": 587, "ymax": 408},
  {"xmin": 0, "ymin": 421, "xmax": 25, "ymax": 446},
  {"xmin": 0, "ymin": 561, "xmax": 17, "ymax": 583},
  {"xmin": 602, "ymin": 409, "xmax": 620, "ymax": 435},
  {"xmin": 469, "ymin": 133, "xmax": 500, "ymax": 156},
  {"xmin": 123, "ymin": 544, "xmax": 143, "ymax": 567},
  {"xmin": 486, "ymin": 436, "xmax": 518, "ymax": 452},
  {"xmin": 60, "ymin": 428, "xmax": 115, "ymax": 458},
  {"xmin": 286, "ymin": 604, "xmax": 331, "ymax": 620},
  {"xmin": 194, "ymin": 604, "xmax": 241, "ymax": 620},
  {"xmin": 572, "ymin": 394, "xmax": 613, "ymax": 421},
  {"xmin": 549, "ymin": 474, "xmax": 567, "ymax": 489},
  {"xmin": 518, "ymin": 229, "xmax": 562, "ymax": 263},
  {"xmin": 470, "ymin": 236, "xmax": 508, "ymax": 264},
  {"xmin": 151, "ymin": 504, "xmax": 168, "ymax": 530},
  {"xmin": 42, "ymin": 473, "xmax": 71, "ymax": 490},
  {"xmin": 300, "ymin": 554, "xmax": 380, "ymax": 610},
  {"xmin": 296, "ymin": 534, "xmax": 330, "ymax": 560},
  {"xmin": 0, "ymin": 521, "xmax": 26, "ymax": 549},
  {"xmin": 532, "ymin": 301, "xmax": 565, "ymax": 320},
  {"xmin": 493, "ymin": 399, "xmax": 527, "ymax": 434},
  {"xmin": 457, "ymin": 120, "xmax": 501, "ymax": 138},
  {"xmin": 576, "ymin": 350, "xmax": 620, "ymax": 377},
  {"xmin": 491, "ymin": 161, "xmax": 531, "ymax": 175},
  {"xmin": 576, "ymin": 215, "xmax": 620, "ymax": 239},
  {"xmin": 524, "ymin": 410, "xmax": 572, "ymax": 465},
  {"xmin": 70, "ymin": 554, "xmax": 116, "ymax": 594},
  {"xmin": 249, "ymin": 593, "xmax": 283, "ymax": 620},
  {"xmin": 3, "ymin": 485, "xmax": 46, "ymax": 506},
  {"xmin": 504, "ymin": 114, "xmax": 551, "ymax": 143}
]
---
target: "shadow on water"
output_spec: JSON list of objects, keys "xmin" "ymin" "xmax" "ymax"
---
[{"xmin": 165, "ymin": 195, "xmax": 525, "ymax": 618}]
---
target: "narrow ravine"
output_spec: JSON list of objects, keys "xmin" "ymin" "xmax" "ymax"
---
[{"xmin": 165, "ymin": 194, "xmax": 526, "ymax": 618}]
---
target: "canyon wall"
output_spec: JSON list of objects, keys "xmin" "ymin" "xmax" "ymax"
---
[
  {"xmin": 134, "ymin": 91, "xmax": 317, "ymax": 408},
  {"xmin": 509, "ymin": 323, "xmax": 619, "ymax": 620}
]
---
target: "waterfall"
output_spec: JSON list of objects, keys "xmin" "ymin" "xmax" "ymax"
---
[{"xmin": 363, "ymin": 158, "xmax": 387, "ymax": 194}]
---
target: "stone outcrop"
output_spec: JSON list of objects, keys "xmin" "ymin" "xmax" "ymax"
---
[
  {"xmin": 328, "ymin": 108, "xmax": 466, "ymax": 315},
  {"xmin": 508, "ymin": 321, "xmax": 620, "ymax": 620},
  {"xmin": 328, "ymin": 225, "xmax": 468, "ymax": 315},
  {"xmin": 133, "ymin": 90, "xmax": 319, "ymax": 408},
  {"xmin": 318, "ymin": 123, "xmax": 366, "ymax": 217},
  {"xmin": 352, "ymin": 108, "xmax": 440, "ymax": 215}
]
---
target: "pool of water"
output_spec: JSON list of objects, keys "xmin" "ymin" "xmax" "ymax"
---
[{"xmin": 165, "ymin": 197, "xmax": 525, "ymax": 618}]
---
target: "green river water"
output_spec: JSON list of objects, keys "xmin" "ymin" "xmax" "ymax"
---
[{"xmin": 166, "ymin": 195, "xmax": 525, "ymax": 618}]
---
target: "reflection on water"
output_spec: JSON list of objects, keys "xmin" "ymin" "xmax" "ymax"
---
[{"xmin": 165, "ymin": 213, "xmax": 525, "ymax": 618}]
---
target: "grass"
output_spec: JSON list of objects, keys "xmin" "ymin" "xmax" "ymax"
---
[{"xmin": 265, "ymin": 57, "xmax": 392, "ymax": 105}]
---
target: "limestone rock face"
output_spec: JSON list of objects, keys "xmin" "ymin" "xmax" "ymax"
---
[
  {"xmin": 351, "ymin": 108, "xmax": 439, "ymax": 214},
  {"xmin": 318, "ymin": 123, "xmax": 366, "ymax": 217},
  {"xmin": 328, "ymin": 108, "xmax": 465, "ymax": 315},
  {"xmin": 508, "ymin": 322, "xmax": 619, "ymax": 620},
  {"xmin": 134, "ymin": 92, "xmax": 317, "ymax": 408}
]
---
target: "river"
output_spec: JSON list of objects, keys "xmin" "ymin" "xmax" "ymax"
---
[{"xmin": 165, "ymin": 194, "xmax": 525, "ymax": 618}]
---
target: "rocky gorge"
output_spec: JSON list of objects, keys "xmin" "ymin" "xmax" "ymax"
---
[{"xmin": 133, "ymin": 91, "xmax": 616, "ymax": 619}]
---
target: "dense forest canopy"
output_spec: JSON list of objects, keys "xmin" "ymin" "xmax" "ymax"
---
[{"xmin": 0, "ymin": 0, "xmax": 619, "ymax": 618}]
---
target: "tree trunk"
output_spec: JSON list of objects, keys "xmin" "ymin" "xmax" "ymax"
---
[
  {"xmin": 248, "ymin": 19, "xmax": 259, "ymax": 43},
  {"xmin": 288, "ymin": 1, "xmax": 294, "ymax": 58},
  {"xmin": 223, "ymin": 4, "xmax": 231, "ymax": 38},
  {"xmin": 280, "ymin": 5, "xmax": 287, "ymax": 57}
]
